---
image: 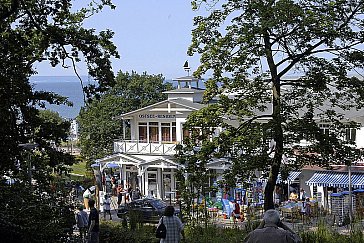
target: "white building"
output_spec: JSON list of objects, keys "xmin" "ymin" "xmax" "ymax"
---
[
  {"xmin": 96, "ymin": 75, "xmax": 364, "ymax": 204},
  {"xmin": 96, "ymin": 76, "xmax": 228, "ymax": 200}
]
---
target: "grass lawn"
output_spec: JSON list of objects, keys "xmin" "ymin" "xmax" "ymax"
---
[{"xmin": 70, "ymin": 160, "xmax": 88, "ymax": 176}]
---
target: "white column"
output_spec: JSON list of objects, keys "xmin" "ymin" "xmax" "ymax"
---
[
  {"xmin": 122, "ymin": 165, "xmax": 127, "ymax": 188},
  {"xmin": 157, "ymin": 168, "xmax": 162, "ymax": 199},
  {"xmin": 141, "ymin": 168, "xmax": 146, "ymax": 197},
  {"xmin": 171, "ymin": 170, "xmax": 175, "ymax": 200}
]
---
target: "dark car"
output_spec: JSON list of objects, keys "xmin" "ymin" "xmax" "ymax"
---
[{"xmin": 117, "ymin": 198, "xmax": 178, "ymax": 223}]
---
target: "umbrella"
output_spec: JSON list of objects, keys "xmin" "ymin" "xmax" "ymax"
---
[
  {"xmin": 91, "ymin": 163, "xmax": 99, "ymax": 168},
  {"xmin": 105, "ymin": 162, "xmax": 120, "ymax": 168}
]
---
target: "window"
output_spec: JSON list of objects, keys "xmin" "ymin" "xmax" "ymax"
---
[
  {"xmin": 149, "ymin": 122, "xmax": 159, "ymax": 143},
  {"xmin": 161, "ymin": 123, "xmax": 171, "ymax": 142},
  {"xmin": 161, "ymin": 122, "xmax": 177, "ymax": 142},
  {"xmin": 172, "ymin": 122, "xmax": 176, "ymax": 142},
  {"xmin": 182, "ymin": 128, "xmax": 190, "ymax": 143},
  {"xmin": 138, "ymin": 122, "xmax": 147, "ymax": 142},
  {"xmin": 319, "ymin": 124, "xmax": 330, "ymax": 135}
]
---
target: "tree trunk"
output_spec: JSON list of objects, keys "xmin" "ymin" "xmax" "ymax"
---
[
  {"xmin": 264, "ymin": 151, "xmax": 282, "ymax": 210},
  {"xmin": 262, "ymin": 26, "xmax": 283, "ymax": 211},
  {"xmin": 263, "ymin": 80, "xmax": 283, "ymax": 211}
]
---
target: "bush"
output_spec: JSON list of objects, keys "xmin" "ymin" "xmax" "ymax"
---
[
  {"xmin": 99, "ymin": 220, "xmax": 158, "ymax": 243},
  {"xmin": 183, "ymin": 225, "xmax": 247, "ymax": 243},
  {"xmin": 299, "ymin": 222, "xmax": 364, "ymax": 243}
]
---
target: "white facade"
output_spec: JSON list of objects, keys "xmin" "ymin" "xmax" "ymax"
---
[{"xmin": 97, "ymin": 76, "xmax": 227, "ymax": 201}]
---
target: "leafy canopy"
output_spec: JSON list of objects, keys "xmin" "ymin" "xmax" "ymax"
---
[
  {"xmin": 185, "ymin": 0, "xmax": 364, "ymax": 210},
  {"xmin": 0, "ymin": 0, "xmax": 118, "ymax": 241}
]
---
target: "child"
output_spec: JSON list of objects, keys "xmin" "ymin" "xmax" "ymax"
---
[
  {"xmin": 75, "ymin": 205, "xmax": 88, "ymax": 240},
  {"xmin": 103, "ymin": 194, "xmax": 112, "ymax": 220},
  {"xmin": 304, "ymin": 198, "xmax": 312, "ymax": 224},
  {"xmin": 232, "ymin": 200, "xmax": 241, "ymax": 224}
]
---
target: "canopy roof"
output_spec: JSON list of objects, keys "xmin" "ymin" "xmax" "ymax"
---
[
  {"xmin": 306, "ymin": 171, "xmax": 364, "ymax": 188},
  {"xmin": 276, "ymin": 171, "xmax": 301, "ymax": 183}
]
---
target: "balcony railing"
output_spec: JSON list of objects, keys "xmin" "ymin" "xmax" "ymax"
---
[{"xmin": 114, "ymin": 140, "xmax": 177, "ymax": 155}]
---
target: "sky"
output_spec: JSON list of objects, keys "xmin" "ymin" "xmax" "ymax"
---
[{"xmin": 34, "ymin": 0, "xmax": 206, "ymax": 80}]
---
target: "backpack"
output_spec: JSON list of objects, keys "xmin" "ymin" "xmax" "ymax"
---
[{"xmin": 155, "ymin": 216, "xmax": 167, "ymax": 239}]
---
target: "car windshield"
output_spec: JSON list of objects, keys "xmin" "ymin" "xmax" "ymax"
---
[{"xmin": 150, "ymin": 200, "xmax": 166, "ymax": 209}]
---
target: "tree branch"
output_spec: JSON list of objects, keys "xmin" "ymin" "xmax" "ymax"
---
[
  {"xmin": 277, "ymin": 2, "xmax": 364, "ymax": 78},
  {"xmin": 237, "ymin": 114, "xmax": 273, "ymax": 131},
  {"xmin": 0, "ymin": 0, "xmax": 20, "ymax": 21}
]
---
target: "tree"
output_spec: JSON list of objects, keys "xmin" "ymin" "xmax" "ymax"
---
[
  {"xmin": 0, "ymin": 0, "xmax": 118, "ymax": 240},
  {"xmin": 78, "ymin": 71, "xmax": 173, "ymax": 163},
  {"xmin": 187, "ymin": 0, "xmax": 364, "ymax": 210}
]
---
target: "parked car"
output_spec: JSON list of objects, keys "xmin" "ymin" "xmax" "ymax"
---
[{"xmin": 117, "ymin": 198, "xmax": 179, "ymax": 223}]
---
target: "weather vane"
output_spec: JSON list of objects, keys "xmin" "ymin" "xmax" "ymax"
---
[{"xmin": 183, "ymin": 60, "xmax": 190, "ymax": 76}]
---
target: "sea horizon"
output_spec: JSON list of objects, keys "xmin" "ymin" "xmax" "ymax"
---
[{"xmin": 30, "ymin": 76, "xmax": 87, "ymax": 120}]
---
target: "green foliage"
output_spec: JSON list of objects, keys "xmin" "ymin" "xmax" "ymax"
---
[
  {"xmin": 184, "ymin": 225, "xmax": 245, "ymax": 243},
  {"xmin": 0, "ymin": 179, "xmax": 77, "ymax": 242},
  {"xmin": 78, "ymin": 71, "xmax": 173, "ymax": 162},
  {"xmin": 96, "ymin": 220, "xmax": 364, "ymax": 243},
  {"xmin": 36, "ymin": 110, "xmax": 71, "ymax": 146},
  {"xmin": 0, "ymin": 0, "xmax": 118, "ymax": 241},
  {"xmin": 187, "ymin": 0, "xmax": 364, "ymax": 210},
  {"xmin": 300, "ymin": 222, "xmax": 364, "ymax": 243},
  {"xmin": 99, "ymin": 221, "xmax": 158, "ymax": 243}
]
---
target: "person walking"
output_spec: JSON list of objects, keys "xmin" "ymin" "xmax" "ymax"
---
[
  {"xmin": 87, "ymin": 199, "xmax": 100, "ymax": 243},
  {"xmin": 244, "ymin": 209, "xmax": 301, "ymax": 243},
  {"xmin": 83, "ymin": 186, "xmax": 95, "ymax": 210},
  {"xmin": 103, "ymin": 194, "xmax": 112, "ymax": 220},
  {"xmin": 232, "ymin": 200, "xmax": 241, "ymax": 224},
  {"xmin": 126, "ymin": 184, "xmax": 132, "ymax": 203},
  {"xmin": 117, "ymin": 184, "xmax": 123, "ymax": 206},
  {"xmin": 157, "ymin": 206, "xmax": 183, "ymax": 243},
  {"xmin": 75, "ymin": 205, "xmax": 89, "ymax": 242},
  {"xmin": 132, "ymin": 187, "xmax": 141, "ymax": 201}
]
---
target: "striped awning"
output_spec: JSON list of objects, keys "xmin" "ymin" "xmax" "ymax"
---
[
  {"xmin": 276, "ymin": 171, "xmax": 301, "ymax": 183},
  {"xmin": 306, "ymin": 171, "xmax": 364, "ymax": 188}
]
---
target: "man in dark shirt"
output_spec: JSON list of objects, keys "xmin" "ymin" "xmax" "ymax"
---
[
  {"xmin": 244, "ymin": 209, "xmax": 301, "ymax": 243},
  {"xmin": 88, "ymin": 199, "xmax": 99, "ymax": 243}
]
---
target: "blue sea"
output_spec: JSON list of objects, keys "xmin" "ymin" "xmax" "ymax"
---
[
  {"xmin": 30, "ymin": 76, "xmax": 90, "ymax": 119},
  {"xmin": 29, "ymin": 76, "xmax": 180, "ymax": 119}
]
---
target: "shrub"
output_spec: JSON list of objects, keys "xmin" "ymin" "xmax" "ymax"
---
[
  {"xmin": 99, "ymin": 221, "xmax": 158, "ymax": 243},
  {"xmin": 183, "ymin": 225, "xmax": 247, "ymax": 243}
]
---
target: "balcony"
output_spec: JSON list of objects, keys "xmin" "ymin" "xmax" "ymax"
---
[{"xmin": 114, "ymin": 140, "xmax": 177, "ymax": 155}]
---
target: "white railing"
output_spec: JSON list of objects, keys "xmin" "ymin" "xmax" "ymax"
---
[{"xmin": 114, "ymin": 140, "xmax": 177, "ymax": 155}]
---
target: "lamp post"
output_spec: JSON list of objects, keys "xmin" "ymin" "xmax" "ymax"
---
[
  {"xmin": 19, "ymin": 143, "xmax": 38, "ymax": 188},
  {"xmin": 348, "ymin": 163, "xmax": 352, "ymax": 224}
]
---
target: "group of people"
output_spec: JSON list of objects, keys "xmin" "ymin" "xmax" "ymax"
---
[
  {"xmin": 117, "ymin": 184, "xmax": 142, "ymax": 206},
  {"xmin": 75, "ymin": 199, "xmax": 100, "ymax": 243},
  {"xmin": 289, "ymin": 188, "xmax": 312, "ymax": 223},
  {"xmin": 155, "ymin": 206, "xmax": 301, "ymax": 243}
]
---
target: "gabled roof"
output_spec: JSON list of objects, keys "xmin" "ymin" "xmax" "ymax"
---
[
  {"xmin": 172, "ymin": 76, "xmax": 201, "ymax": 81},
  {"xmin": 163, "ymin": 87, "xmax": 205, "ymax": 94},
  {"xmin": 115, "ymin": 98, "xmax": 205, "ymax": 119},
  {"xmin": 169, "ymin": 98, "xmax": 205, "ymax": 110},
  {"xmin": 139, "ymin": 157, "xmax": 180, "ymax": 167}
]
